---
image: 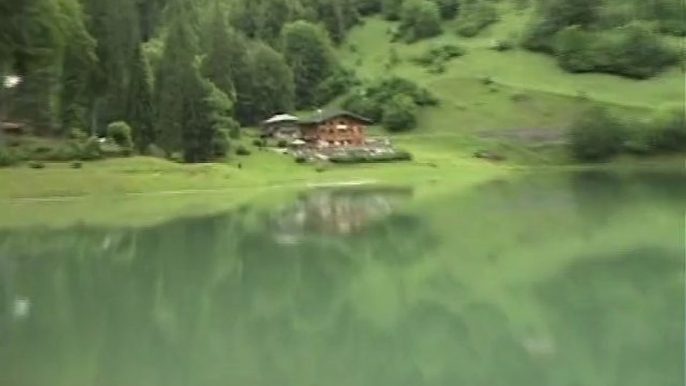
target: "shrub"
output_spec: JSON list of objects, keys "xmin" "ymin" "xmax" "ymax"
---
[
  {"xmin": 329, "ymin": 150, "xmax": 413, "ymax": 163},
  {"xmin": 456, "ymin": 2, "xmax": 498, "ymax": 37},
  {"xmin": 28, "ymin": 161, "xmax": 46, "ymax": 169},
  {"xmin": 69, "ymin": 128, "xmax": 88, "ymax": 142},
  {"xmin": 277, "ymin": 140, "xmax": 288, "ymax": 148},
  {"xmin": 169, "ymin": 152, "xmax": 184, "ymax": 163},
  {"xmin": 314, "ymin": 68, "xmax": 359, "ymax": 106},
  {"xmin": 399, "ymin": 0, "xmax": 443, "ymax": 42},
  {"xmin": 70, "ymin": 161, "xmax": 83, "ymax": 169},
  {"xmin": 229, "ymin": 125, "xmax": 241, "ymax": 140},
  {"xmin": 511, "ymin": 92, "xmax": 530, "ymax": 102},
  {"xmin": 79, "ymin": 137, "xmax": 103, "ymax": 160},
  {"xmin": 107, "ymin": 121, "xmax": 134, "ymax": 150},
  {"xmin": 382, "ymin": 0, "xmax": 404, "ymax": 20},
  {"xmin": 144, "ymin": 143, "xmax": 166, "ymax": 158},
  {"xmin": 212, "ymin": 128, "xmax": 231, "ymax": 157},
  {"xmin": 649, "ymin": 107, "xmax": 686, "ymax": 152},
  {"xmin": 567, "ymin": 107, "xmax": 628, "ymax": 161},
  {"xmin": 480, "ymin": 76, "xmax": 494, "ymax": 85},
  {"xmin": 0, "ymin": 148, "xmax": 19, "ymax": 167},
  {"xmin": 554, "ymin": 23, "xmax": 678, "ymax": 79},
  {"xmin": 235, "ymin": 145, "xmax": 251, "ymax": 156},
  {"xmin": 295, "ymin": 156, "xmax": 307, "ymax": 163},
  {"xmin": 382, "ymin": 95, "xmax": 418, "ymax": 132},
  {"xmin": 491, "ymin": 39, "xmax": 514, "ymax": 52},
  {"xmin": 433, "ymin": 0, "xmax": 459, "ymax": 20},
  {"xmin": 413, "ymin": 44, "xmax": 466, "ymax": 69},
  {"xmin": 252, "ymin": 138, "xmax": 266, "ymax": 147}
]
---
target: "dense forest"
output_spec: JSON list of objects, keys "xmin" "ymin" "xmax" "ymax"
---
[{"xmin": 0, "ymin": 0, "xmax": 683, "ymax": 162}]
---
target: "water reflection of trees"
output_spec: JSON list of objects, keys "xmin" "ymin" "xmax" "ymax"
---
[{"xmin": 0, "ymin": 174, "xmax": 683, "ymax": 386}]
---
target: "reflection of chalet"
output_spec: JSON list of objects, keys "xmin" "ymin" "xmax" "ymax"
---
[
  {"xmin": 270, "ymin": 187, "xmax": 413, "ymax": 242},
  {"xmin": 299, "ymin": 110, "xmax": 372, "ymax": 148}
]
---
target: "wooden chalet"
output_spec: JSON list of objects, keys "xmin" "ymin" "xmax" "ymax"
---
[{"xmin": 298, "ymin": 109, "xmax": 373, "ymax": 147}]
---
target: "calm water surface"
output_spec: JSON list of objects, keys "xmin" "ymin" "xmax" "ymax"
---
[{"xmin": 0, "ymin": 171, "xmax": 684, "ymax": 386}]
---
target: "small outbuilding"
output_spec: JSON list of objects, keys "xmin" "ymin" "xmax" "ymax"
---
[{"xmin": 261, "ymin": 113, "xmax": 301, "ymax": 140}]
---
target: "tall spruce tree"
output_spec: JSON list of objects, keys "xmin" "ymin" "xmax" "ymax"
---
[
  {"xmin": 57, "ymin": 0, "xmax": 97, "ymax": 133},
  {"xmin": 249, "ymin": 43, "xmax": 296, "ymax": 120},
  {"xmin": 126, "ymin": 44, "xmax": 155, "ymax": 151},
  {"xmin": 201, "ymin": 2, "xmax": 236, "ymax": 101},
  {"xmin": 282, "ymin": 20, "xmax": 338, "ymax": 108},
  {"xmin": 154, "ymin": 0, "xmax": 199, "ymax": 153}
]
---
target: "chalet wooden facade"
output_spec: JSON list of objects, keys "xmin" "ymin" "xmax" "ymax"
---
[{"xmin": 299, "ymin": 110, "xmax": 372, "ymax": 147}]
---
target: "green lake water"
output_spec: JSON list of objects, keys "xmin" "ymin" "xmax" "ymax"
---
[{"xmin": 0, "ymin": 170, "xmax": 684, "ymax": 386}]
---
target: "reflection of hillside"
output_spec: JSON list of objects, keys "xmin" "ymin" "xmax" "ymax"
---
[
  {"xmin": 0, "ymin": 172, "xmax": 683, "ymax": 386},
  {"xmin": 270, "ymin": 187, "xmax": 413, "ymax": 239}
]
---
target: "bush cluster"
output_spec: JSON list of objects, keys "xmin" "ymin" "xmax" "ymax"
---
[
  {"xmin": 341, "ymin": 76, "xmax": 438, "ymax": 132},
  {"xmin": 107, "ymin": 121, "xmax": 134, "ymax": 150},
  {"xmin": 212, "ymin": 128, "xmax": 231, "ymax": 157},
  {"xmin": 235, "ymin": 144, "xmax": 251, "ymax": 156},
  {"xmin": 398, "ymin": 0, "xmax": 443, "ymax": 42},
  {"xmin": 412, "ymin": 44, "xmax": 465, "ymax": 73},
  {"xmin": 456, "ymin": 2, "xmax": 498, "ymax": 37},
  {"xmin": 329, "ymin": 150, "xmax": 413, "ymax": 163},
  {"xmin": 555, "ymin": 24, "xmax": 678, "ymax": 79},
  {"xmin": 567, "ymin": 105, "xmax": 686, "ymax": 161}
]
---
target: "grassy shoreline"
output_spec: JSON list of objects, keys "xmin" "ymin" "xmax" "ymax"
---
[{"xmin": 1, "ymin": 150, "xmax": 682, "ymax": 229}]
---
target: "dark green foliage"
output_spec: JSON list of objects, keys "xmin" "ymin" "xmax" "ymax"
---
[
  {"xmin": 355, "ymin": 0, "xmax": 383, "ymax": 15},
  {"xmin": 648, "ymin": 108, "xmax": 686, "ymax": 152},
  {"xmin": 567, "ymin": 107, "xmax": 627, "ymax": 162},
  {"xmin": 456, "ymin": 2, "xmax": 498, "ymax": 37},
  {"xmin": 235, "ymin": 145, "xmax": 251, "ymax": 156},
  {"xmin": 84, "ymin": 0, "xmax": 142, "ymax": 129},
  {"xmin": 295, "ymin": 155, "xmax": 308, "ymax": 163},
  {"xmin": 70, "ymin": 160, "xmax": 83, "ymax": 169},
  {"xmin": 253, "ymin": 139, "xmax": 266, "ymax": 147},
  {"xmin": 342, "ymin": 76, "xmax": 437, "ymax": 130},
  {"xmin": 307, "ymin": 0, "xmax": 362, "ymax": 44},
  {"xmin": 555, "ymin": 24, "xmax": 678, "ymax": 79},
  {"xmin": 249, "ymin": 43, "xmax": 296, "ymax": 121},
  {"xmin": 282, "ymin": 21, "xmax": 338, "ymax": 108},
  {"xmin": 144, "ymin": 143, "xmax": 166, "ymax": 158},
  {"xmin": 314, "ymin": 68, "xmax": 359, "ymax": 106},
  {"xmin": 382, "ymin": 0, "xmax": 404, "ymax": 20},
  {"xmin": 28, "ymin": 160, "xmax": 46, "ymax": 169},
  {"xmin": 201, "ymin": 3, "xmax": 236, "ymax": 105},
  {"xmin": 277, "ymin": 140, "xmax": 288, "ymax": 148},
  {"xmin": 57, "ymin": 0, "xmax": 97, "ymax": 135},
  {"xmin": 0, "ymin": 148, "xmax": 19, "ymax": 167},
  {"xmin": 491, "ymin": 39, "xmax": 514, "ymax": 52},
  {"xmin": 107, "ymin": 121, "xmax": 134, "ymax": 150},
  {"xmin": 215, "ymin": 31, "xmax": 254, "ymax": 125},
  {"xmin": 382, "ymin": 95, "xmax": 418, "ymax": 131},
  {"xmin": 212, "ymin": 128, "xmax": 231, "ymax": 157},
  {"xmin": 78, "ymin": 137, "xmax": 103, "ymax": 160},
  {"xmin": 329, "ymin": 149, "xmax": 413, "ymax": 163},
  {"xmin": 154, "ymin": 4, "xmax": 199, "ymax": 154},
  {"xmin": 432, "ymin": 0, "xmax": 460, "ymax": 20},
  {"xmin": 126, "ymin": 45, "xmax": 155, "ymax": 152},
  {"xmin": 413, "ymin": 44, "xmax": 465, "ymax": 71},
  {"xmin": 399, "ymin": 0, "xmax": 443, "ymax": 42}
]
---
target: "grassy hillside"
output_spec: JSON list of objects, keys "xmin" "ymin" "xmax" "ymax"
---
[{"xmin": 337, "ymin": 2, "xmax": 684, "ymax": 162}]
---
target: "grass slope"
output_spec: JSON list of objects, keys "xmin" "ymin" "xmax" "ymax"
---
[{"xmin": 338, "ymin": 2, "xmax": 684, "ymax": 162}]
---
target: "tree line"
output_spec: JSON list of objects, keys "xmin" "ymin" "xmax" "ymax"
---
[{"xmin": 0, "ymin": 0, "xmax": 366, "ymax": 162}]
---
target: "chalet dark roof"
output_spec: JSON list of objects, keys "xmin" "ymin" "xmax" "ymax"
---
[{"xmin": 299, "ymin": 109, "xmax": 373, "ymax": 125}]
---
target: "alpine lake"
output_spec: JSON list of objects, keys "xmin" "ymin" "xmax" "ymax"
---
[{"xmin": 0, "ymin": 168, "xmax": 684, "ymax": 386}]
